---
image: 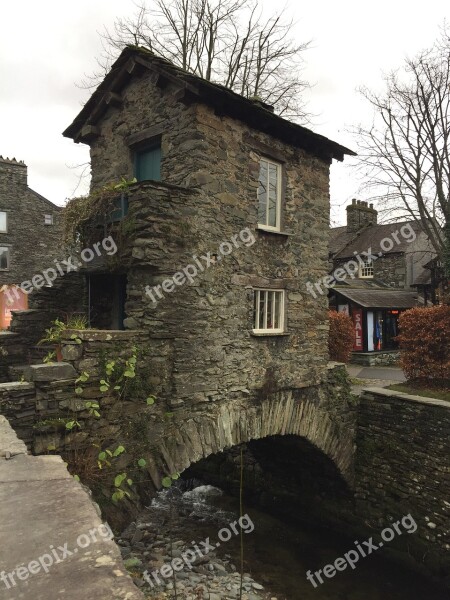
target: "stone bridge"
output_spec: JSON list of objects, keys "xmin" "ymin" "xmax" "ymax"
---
[
  {"xmin": 0, "ymin": 329, "xmax": 356, "ymax": 488},
  {"xmin": 0, "ymin": 330, "xmax": 449, "ymax": 581}
]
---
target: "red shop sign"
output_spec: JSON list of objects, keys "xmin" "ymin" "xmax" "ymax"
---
[{"xmin": 353, "ymin": 309, "xmax": 363, "ymax": 351}]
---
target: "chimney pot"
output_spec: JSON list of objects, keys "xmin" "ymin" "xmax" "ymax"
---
[{"xmin": 346, "ymin": 198, "xmax": 378, "ymax": 233}]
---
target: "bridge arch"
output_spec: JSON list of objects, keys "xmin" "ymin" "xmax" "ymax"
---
[{"xmin": 150, "ymin": 390, "xmax": 354, "ymax": 487}]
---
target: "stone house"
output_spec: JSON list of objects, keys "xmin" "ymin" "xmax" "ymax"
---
[
  {"xmin": 0, "ymin": 156, "xmax": 62, "ymax": 327},
  {"xmin": 329, "ymin": 199, "xmax": 436, "ymax": 360},
  {"xmin": 62, "ymin": 46, "xmax": 353, "ymax": 405}
]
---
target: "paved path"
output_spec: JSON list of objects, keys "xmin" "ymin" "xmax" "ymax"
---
[
  {"xmin": 346, "ymin": 365, "xmax": 406, "ymax": 395},
  {"xmin": 0, "ymin": 415, "xmax": 143, "ymax": 600}
]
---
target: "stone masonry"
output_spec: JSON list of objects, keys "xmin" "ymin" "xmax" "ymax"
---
[
  {"xmin": 0, "ymin": 331, "xmax": 356, "ymax": 486},
  {"xmin": 355, "ymin": 387, "xmax": 450, "ymax": 577}
]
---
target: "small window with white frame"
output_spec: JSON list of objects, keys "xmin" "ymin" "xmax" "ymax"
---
[
  {"xmin": 359, "ymin": 258, "xmax": 374, "ymax": 278},
  {"xmin": 0, "ymin": 247, "xmax": 10, "ymax": 270},
  {"xmin": 253, "ymin": 289, "xmax": 285, "ymax": 333},
  {"xmin": 0, "ymin": 212, "xmax": 7, "ymax": 233},
  {"xmin": 44, "ymin": 214, "xmax": 54, "ymax": 225},
  {"xmin": 257, "ymin": 157, "xmax": 282, "ymax": 231}
]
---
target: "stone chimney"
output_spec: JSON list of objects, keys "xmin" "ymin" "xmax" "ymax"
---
[
  {"xmin": 346, "ymin": 199, "xmax": 377, "ymax": 233},
  {"xmin": 0, "ymin": 156, "xmax": 28, "ymax": 188}
]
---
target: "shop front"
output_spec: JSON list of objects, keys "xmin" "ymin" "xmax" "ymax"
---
[{"xmin": 331, "ymin": 288, "xmax": 418, "ymax": 357}]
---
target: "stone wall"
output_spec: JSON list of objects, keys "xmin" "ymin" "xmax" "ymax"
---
[
  {"xmin": 28, "ymin": 271, "xmax": 86, "ymax": 314},
  {"xmin": 0, "ymin": 157, "xmax": 63, "ymax": 287},
  {"xmin": 355, "ymin": 387, "xmax": 450, "ymax": 577},
  {"xmin": 115, "ymin": 171, "xmax": 329, "ymax": 407},
  {"xmin": 374, "ymin": 253, "xmax": 407, "ymax": 288},
  {"xmin": 0, "ymin": 332, "xmax": 25, "ymax": 381},
  {"xmin": 351, "ymin": 351, "xmax": 400, "ymax": 367},
  {"xmin": 0, "ymin": 380, "xmax": 40, "ymax": 445}
]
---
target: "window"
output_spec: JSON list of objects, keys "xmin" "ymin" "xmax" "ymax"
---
[
  {"xmin": 0, "ymin": 212, "xmax": 7, "ymax": 232},
  {"xmin": 44, "ymin": 214, "xmax": 54, "ymax": 225},
  {"xmin": 359, "ymin": 258, "xmax": 374, "ymax": 278},
  {"xmin": 135, "ymin": 144, "xmax": 162, "ymax": 182},
  {"xmin": 257, "ymin": 158, "xmax": 282, "ymax": 230},
  {"xmin": 253, "ymin": 289, "xmax": 285, "ymax": 333},
  {"xmin": 106, "ymin": 195, "xmax": 129, "ymax": 223},
  {"xmin": 0, "ymin": 247, "xmax": 10, "ymax": 270}
]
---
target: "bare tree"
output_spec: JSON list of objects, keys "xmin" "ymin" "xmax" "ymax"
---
[
  {"xmin": 355, "ymin": 29, "xmax": 450, "ymax": 281},
  {"xmin": 86, "ymin": 0, "xmax": 310, "ymax": 120}
]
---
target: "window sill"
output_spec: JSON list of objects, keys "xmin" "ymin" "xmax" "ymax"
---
[
  {"xmin": 256, "ymin": 225, "xmax": 293, "ymax": 236},
  {"xmin": 251, "ymin": 331, "xmax": 290, "ymax": 337}
]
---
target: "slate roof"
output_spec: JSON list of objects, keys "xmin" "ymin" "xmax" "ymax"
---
[
  {"xmin": 333, "ymin": 278, "xmax": 391, "ymax": 289},
  {"xmin": 334, "ymin": 288, "xmax": 418, "ymax": 308},
  {"xmin": 412, "ymin": 270, "xmax": 432, "ymax": 286},
  {"xmin": 330, "ymin": 220, "xmax": 424, "ymax": 259},
  {"xmin": 64, "ymin": 46, "xmax": 355, "ymax": 162}
]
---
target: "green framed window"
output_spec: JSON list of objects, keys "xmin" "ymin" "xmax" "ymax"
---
[{"xmin": 134, "ymin": 144, "xmax": 162, "ymax": 182}]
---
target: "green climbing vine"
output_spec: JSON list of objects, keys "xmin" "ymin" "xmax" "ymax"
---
[
  {"xmin": 66, "ymin": 344, "xmax": 156, "ymax": 504},
  {"xmin": 33, "ymin": 342, "xmax": 168, "ymax": 507},
  {"xmin": 62, "ymin": 177, "xmax": 137, "ymax": 246}
]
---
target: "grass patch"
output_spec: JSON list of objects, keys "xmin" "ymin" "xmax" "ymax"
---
[
  {"xmin": 387, "ymin": 383, "xmax": 450, "ymax": 401},
  {"xmin": 349, "ymin": 377, "xmax": 366, "ymax": 385}
]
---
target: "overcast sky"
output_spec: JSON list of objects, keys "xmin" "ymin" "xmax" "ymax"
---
[{"xmin": 1, "ymin": 0, "xmax": 449, "ymax": 225}]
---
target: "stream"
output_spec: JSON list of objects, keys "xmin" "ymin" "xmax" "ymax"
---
[{"xmin": 118, "ymin": 481, "xmax": 448, "ymax": 600}]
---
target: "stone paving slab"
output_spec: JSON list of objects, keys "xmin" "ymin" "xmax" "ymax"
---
[
  {"xmin": 0, "ymin": 416, "xmax": 144, "ymax": 600},
  {"xmin": 356, "ymin": 366, "xmax": 405, "ymax": 381}
]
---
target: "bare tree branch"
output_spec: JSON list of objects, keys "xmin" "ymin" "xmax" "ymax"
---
[
  {"xmin": 353, "ymin": 29, "xmax": 450, "ymax": 278},
  {"xmin": 84, "ymin": 0, "xmax": 311, "ymax": 120}
]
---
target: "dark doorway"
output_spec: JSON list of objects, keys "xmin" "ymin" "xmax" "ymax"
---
[
  {"xmin": 384, "ymin": 309, "xmax": 400, "ymax": 349},
  {"xmin": 88, "ymin": 273, "xmax": 127, "ymax": 330}
]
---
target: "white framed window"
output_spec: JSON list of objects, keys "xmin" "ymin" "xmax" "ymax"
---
[
  {"xmin": 0, "ymin": 247, "xmax": 10, "ymax": 270},
  {"xmin": 257, "ymin": 158, "xmax": 282, "ymax": 231},
  {"xmin": 359, "ymin": 258, "xmax": 374, "ymax": 278},
  {"xmin": 0, "ymin": 212, "xmax": 7, "ymax": 233},
  {"xmin": 44, "ymin": 214, "xmax": 54, "ymax": 225},
  {"xmin": 253, "ymin": 289, "xmax": 285, "ymax": 333}
]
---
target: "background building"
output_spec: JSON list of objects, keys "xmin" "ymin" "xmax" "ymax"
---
[
  {"xmin": 329, "ymin": 200, "xmax": 437, "ymax": 362},
  {"xmin": 0, "ymin": 156, "xmax": 62, "ymax": 327}
]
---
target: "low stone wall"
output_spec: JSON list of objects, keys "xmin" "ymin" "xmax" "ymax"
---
[
  {"xmin": 0, "ymin": 381, "xmax": 37, "ymax": 444},
  {"xmin": 0, "ymin": 365, "xmax": 78, "ymax": 449},
  {"xmin": 0, "ymin": 332, "xmax": 26, "ymax": 382},
  {"xmin": 351, "ymin": 351, "xmax": 400, "ymax": 366},
  {"xmin": 355, "ymin": 387, "xmax": 450, "ymax": 578}
]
